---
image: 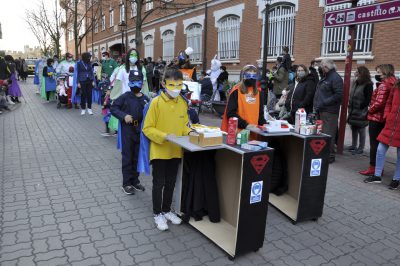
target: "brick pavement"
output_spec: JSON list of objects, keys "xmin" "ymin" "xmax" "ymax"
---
[{"xmin": 1, "ymin": 79, "xmax": 400, "ymax": 266}]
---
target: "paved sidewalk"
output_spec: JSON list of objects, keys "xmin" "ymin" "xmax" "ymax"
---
[{"xmin": 1, "ymin": 80, "xmax": 400, "ymax": 266}]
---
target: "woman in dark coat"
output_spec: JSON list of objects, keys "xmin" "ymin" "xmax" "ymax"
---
[
  {"xmin": 284, "ymin": 64, "xmax": 316, "ymax": 124},
  {"xmin": 347, "ymin": 66, "xmax": 373, "ymax": 154},
  {"xmin": 364, "ymin": 71, "xmax": 400, "ymax": 190}
]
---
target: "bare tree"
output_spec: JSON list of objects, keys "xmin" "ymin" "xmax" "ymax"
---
[
  {"xmin": 25, "ymin": 0, "xmax": 63, "ymax": 57},
  {"xmin": 130, "ymin": 0, "xmax": 197, "ymax": 51},
  {"xmin": 61, "ymin": 0, "xmax": 110, "ymax": 58}
]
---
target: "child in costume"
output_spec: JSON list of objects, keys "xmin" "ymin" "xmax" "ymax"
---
[
  {"xmin": 142, "ymin": 68, "xmax": 198, "ymax": 231},
  {"xmin": 42, "ymin": 58, "xmax": 57, "ymax": 102},
  {"xmin": 110, "ymin": 70, "xmax": 149, "ymax": 195}
]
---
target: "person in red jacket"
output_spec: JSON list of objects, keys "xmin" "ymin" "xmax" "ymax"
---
[
  {"xmin": 364, "ymin": 76, "xmax": 400, "ymax": 189},
  {"xmin": 359, "ymin": 64, "xmax": 397, "ymax": 176}
]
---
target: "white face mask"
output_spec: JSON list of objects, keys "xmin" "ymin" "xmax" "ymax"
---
[
  {"xmin": 166, "ymin": 89, "xmax": 181, "ymax": 98},
  {"xmin": 102, "ymin": 56, "xmax": 106, "ymax": 60},
  {"xmin": 129, "ymin": 57, "xmax": 138, "ymax": 65}
]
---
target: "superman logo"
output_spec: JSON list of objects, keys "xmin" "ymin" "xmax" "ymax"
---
[
  {"xmin": 251, "ymin": 155, "xmax": 270, "ymax": 175},
  {"xmin": 310, "ymin": 139, "xmax": 327, "ymax": 155}
]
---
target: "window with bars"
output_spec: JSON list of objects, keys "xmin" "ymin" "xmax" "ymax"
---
[
  {"xmin": 120, "ymin": 4, "xmax": 125, "ymax": 23},
  {"xmin": 162, "ymin": 30, "xmax": 175, "ymax": 62},
  {"xmin": 144, "ymin": 35, "xmax": 154, "ymax": 59},
  {"xmin": 131, "ymin": 2, "xmax": 137, "ymax": 17},
  {"xmin": 79, "ymin": 18, "xmax": 86, "ymax": 36},
  {"xmin": 146, "ymin": 1, "xmax": 153, "ymax": 11},
  {"xmin": 101, "ymin": 14, "xmax": 106, "ymax": 31},
  {"xmin": 186, "ymin": 24, "xmax": 202, "ymax": 62},
  {"xmin": 321, "ymin": 0, "xmax": 374, "ymax": 57},
  {"xmin": 109, "ymin": 10, "xmax": 114, "ymax": 27},
  {"xmin": 261, "ymin": 4, "xmax": 296, "ymax": 58},
  {"xmin": 217, "ymin": 15, "xmax": 240, "ymax": 60}
]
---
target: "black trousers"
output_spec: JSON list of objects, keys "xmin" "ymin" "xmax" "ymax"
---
[
  {"xmin": 369, "ymin": 121, "xmax": 385, "ymax": 166},
  {"xmin": 152, "ymin": 159, "xmax": 180, "ymax": 215},
  {"xmin": 319, "ymin": 112, "xmax": 339, "ymax": 159},
  {"xmin": 121, "ymin": 129, "xmax": 140, "ymax": 187},
  {"xmin": 80, "ymin": 81, "xmax": 93, "ymax": 109},
  {"xmin": 46, "ymin": 91, "xmax": 51, "ymax": 101}
]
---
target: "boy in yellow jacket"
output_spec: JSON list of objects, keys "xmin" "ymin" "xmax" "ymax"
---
[{"xmin": 142, "ymin": 68, "xmax": 196, "ymax": 231}]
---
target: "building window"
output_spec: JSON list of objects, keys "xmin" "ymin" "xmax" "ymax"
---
[
  {"xmin": 217, "ymin": 15, "xmax": 240, "ymax": 60},
  {"xmin": 79, "ymin": 18, "xmax": 86, "ymax": 36},
  {"xmin": 146, "ymin": 1, "xmax": 153, "ymax": 11},
  {"xmin": 94, "ymin": 16, "xmax": 98, "ymax": 33},
  {"xmin": 144, "ymin": 35, "xmax": 154, "ymax": 59},
  {"xmin": 321, "ymin": 0, "xmax": 374, "ymax": 57},
  {"xmin": 68, "ymin": 29, "xmax": 73, "ymax": 41},
  {"xmin": 162, "ymin": 30, "xmax": 175, "ymax": 62},
  {"xmin": 131, "ymin": 2, "xmax": 137, "ymax": 17},
  {"xmin": 186, "ymin": 24, "xmax": 202, "ymax": 62},
  {"xmin": 109, "ymin": 10, "xmax": 114, "ymax": 27},
  {"xmin": 261, "ymin": 4, "xmax": 296, "ymax": 58},
  {"xmin": 101, "ymin": 14, "xmax": 106, "ymax": 31},
  {"xmin": 120, "ymin": 4, "xmax": 125, "ymax": 23}
]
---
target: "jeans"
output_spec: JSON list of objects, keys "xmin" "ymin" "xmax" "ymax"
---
[
  {"xmin": 351, "ymin": 125, "xmax": 366, "ymax": 150},
  {"xmin": 319, "ymin": 112, "xmax": 339, "ymax": 159},
  {"xmin": 369, "ymin": 121, "xmax": 385, "ymax": 166},
  {"xmin": 80, "ymin": 81, "xmax": 93, "ymax": 109},
  {"xmin": 152, "ymin": 159, "xmax": 180, "ymax": 215},
  {"xmin": 375, "ymin": 143, "xmax": 400, "ymax": 181}
]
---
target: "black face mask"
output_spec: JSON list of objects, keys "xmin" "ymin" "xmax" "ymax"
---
[
  {"xmin": 131, "ymin": 87, "xmax": 141, "ymax": 94},
  {"xmin": 375, "ymin": 75, "xmax": 382, "ymax": 82},
  {"xmin": 244, "ymin": 79, "xmax": 256, "ymax": 87}
]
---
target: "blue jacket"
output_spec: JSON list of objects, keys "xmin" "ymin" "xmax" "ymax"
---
[{"xmin": 76, "ymin": 60, "xmax": 95, "ymax": 83}]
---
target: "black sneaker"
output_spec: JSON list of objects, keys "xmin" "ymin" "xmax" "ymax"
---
[
  {"xmin": 388, "ymin": 180, "xmax": 400, "ymax": 190},
  {"xmin": 352, "ymin": 149, "xmax": 364, "ymax": 155},
  {"xmin": 364, "ymin": 175, "xmax": 382, "ymax": 184},
  {"xmin": 133, "ymin": 183, "xmax": 145, "ymax": 191},
  {"xmin": 347, "ymin": 146, "xmax": 356, "ymax": 152},
  {"xmin": 329, "ymin": 157, "xmax": 335, "ymax": 164},
  {"xmin": 122, "ymin": 186, "xmax": 136, "ymax": 195}
]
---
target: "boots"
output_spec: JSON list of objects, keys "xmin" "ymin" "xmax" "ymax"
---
[
  {"xmin": 359, "ymin": 166, "xmax": 384, "ymax": 176},
  {"xmin": 359, "ymin": 166, "xmax": 375, "ymax": 176}
]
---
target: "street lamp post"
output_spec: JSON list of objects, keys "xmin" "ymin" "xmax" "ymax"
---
[
  {"xmin": 261, "ymin": 0, "xmax": 272, "ymax": 84},
  {"xmin": 119, "ymin": 21, "xmax": 127, "ymax": 55}
]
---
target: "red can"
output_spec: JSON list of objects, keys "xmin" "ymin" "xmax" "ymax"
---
[
  {"xmin": 227, "ymin": 117, "xmax": 238, "ymax": 145},
  {"xmin": 315, "ymin": 120, "xmax": 323, "ymax": 135}
]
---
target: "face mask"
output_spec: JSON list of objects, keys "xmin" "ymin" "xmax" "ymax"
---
[
  {"xmin": 165, "ymin": 79, "xmax": 183, "ymax": 98},
  {"xmin": 129, "ymin": 57, "xmax": 138, "ymax": 65},
  {"xmin": 131, "ymin": 87, "xmax": 141, "ymax": 94},
  {"xmin": 297, "ymin": 72, "xmax": 305, "ymax": 79},
  {"xmin": 244, "ymin": 79, "xmax": 256, "ymax": 87},
  {"xmin": 375, "ymin": 75, "xmax": 382, "ymax": 82},
  {"xmin": 67, "ymin": 58, "xmax": 72, "ymax": 62}
]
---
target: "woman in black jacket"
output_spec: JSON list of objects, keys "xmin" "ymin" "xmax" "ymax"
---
[
  {"xmin": 347, "ymin": 66, "xmax": 373, "ymax": 154},
  {"xmin": 285, "ymin": 64, "xmax": 316, "ymax": 123}
]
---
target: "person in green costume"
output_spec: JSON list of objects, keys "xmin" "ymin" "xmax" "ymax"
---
[{"xmin": 101, "ymin": 52, "xmax": 118, "ymax": 78}]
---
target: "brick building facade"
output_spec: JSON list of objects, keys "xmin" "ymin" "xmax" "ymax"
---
[{"xmin": 65, "ymin": 0, "xmax": 400, "ymax": 80}]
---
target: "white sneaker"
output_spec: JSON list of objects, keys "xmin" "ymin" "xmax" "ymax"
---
[
  {"xmin": 81, "ymin": 109, "xmax": 86, "ymax": 115},
  {"xmin": 87, "ymin": 109, "xmax": 93, "ymax": 115},
  {"xmin": 163, "ymin": 212, "xmax": 182, "ymax": 225},
  {"xmin": 154, "ymin": 214, "xmax": 168, "ymax": 231}
]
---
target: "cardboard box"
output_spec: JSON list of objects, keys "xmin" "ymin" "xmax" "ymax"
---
[{"xmin": 189, "ymin": 133, "xmax": 223, "ymax": 147}]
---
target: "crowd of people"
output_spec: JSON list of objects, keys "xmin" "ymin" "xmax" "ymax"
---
[{"xmin": 2, "ymin": 45, "xmax": 399, "ymax": 230}]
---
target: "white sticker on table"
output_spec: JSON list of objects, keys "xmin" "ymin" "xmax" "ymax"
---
[
  {"xmin": 310, "ymin": 159, "xmax": 322, "ymax": 177},
  {"xmin": 250, "ymin": 181, "xmax": 263, "ymax": 204}
]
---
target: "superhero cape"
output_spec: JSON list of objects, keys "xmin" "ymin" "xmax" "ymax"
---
[
  {"xmin": 71, "ymin": 62, "xmax": 81, "ymax": 104},
  {"xmin": 34, "ymin": 60, "xmax": 40, "ymax": 85}
]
